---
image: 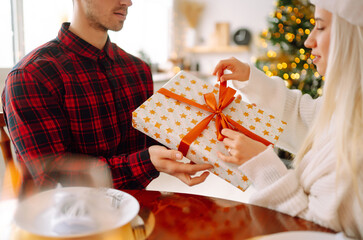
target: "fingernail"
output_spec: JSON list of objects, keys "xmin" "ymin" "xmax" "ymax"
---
[{"xmin": 176, "ymin": 153, "xmax": 183, "ymax": 159}]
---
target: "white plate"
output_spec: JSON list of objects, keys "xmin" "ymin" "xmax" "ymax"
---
[
  {"xmin": 14, "ymin": 187, "xmax": 139, "ymax": 238},
  {"xmin": 256, "ymin": 231, "xmax": 336, "ymax": 240}
]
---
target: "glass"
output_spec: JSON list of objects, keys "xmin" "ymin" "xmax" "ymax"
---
[
  {"xmin": 0, "ymin": 0, "xmax": 14, "ymax": 68},
  {"xmin": 23, "ymin": 0, "xmax": 73, "ymax": 54}
]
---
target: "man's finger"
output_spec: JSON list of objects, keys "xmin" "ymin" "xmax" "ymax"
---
[
  {"xmin": 171, "ymin": 162, "xmax": 213, "ymax": 174},
  {"xmin": 177, "ymin": 171, "xmax": 210, "ymax": 186}
]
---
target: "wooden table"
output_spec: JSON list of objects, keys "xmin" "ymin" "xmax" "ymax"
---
[
  {"xmin": 126, "ymin": 190, "xmax": 334, "ymax": 240},
  {"xmin": 1, "ymin": 189, "xmax": 335, "ymax": 240}
]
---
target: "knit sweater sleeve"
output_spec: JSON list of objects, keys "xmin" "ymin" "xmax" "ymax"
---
[
  {"xmin": 233, "ymin": 65, "xmax": 322, "ymax": 154},
  {"xmin": 239, "ymin": 146, "xmax": 309, "ymax": 215}
]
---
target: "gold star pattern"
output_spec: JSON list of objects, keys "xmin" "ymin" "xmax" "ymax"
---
[
  {"xmin": 168, "ymin": 108, "xmax": 174, "ymax": 113},
  {"xmin": 278, "ymin": 127, "xmax": 284, "ymax": 133},
  {"xmin": 190, "ymin": 80, "xmax": 196, "ymax": 84},
  {"xmin": 213, "ymin": 89, "xmax": 219, "ymax": 95},
  {"xmin": 185, "ymin": 87, "xmax": 191, "ymax": 91},
  {"xmin": 194, "ymin": 140, "xmax": 200, "ymax": 145},
  {"xmin": 254, "ymin": 117, "xmax": 261, "ymax": 122},
  {"xmin": 198, "ymin": 92, "xmax": 203, "ymax": 96},
  {"xmin": 258, "ymin": 109, "xmax": 264, "ymax": 114},
  {"xmin": 203, "ymin": 157, "xmax": 208, "ymax": 162},
  {"xmin": 154, "ymin": 133, "xmax": 160, "ymax": 139},
  {"xmin": 181, "ymin": 93, "xmax": 186, "ymax": 98},
  {"xmin": 132, "ymin": 112, "xmax": 137, "ymax": 117},
  {"xmin": 225, "ymin": 114, "xmax": 232, "ymax": 119},
  {"xmin": 242, "ymin": 175, "xmax": 249, "ymax": 182},
  {"xmin": 175, "ymin": 101, "xmax": 181, "ymax": 106},
  {"xmin": 274, "ymin": 136, "xmax": 279, "ymax": 141},
  {"xmin": 179, "ymin": 134, "xmax": 185, "ymax": 139},
  {"xmin": 235, "ymin": 99, "xmax": 241, "ymax": 104},
  {"xmin": 227, "ymin": 169, "xmax": 233, "ymax": 175},
  {"xmin": 213, "ymin": 171, "xmax": 219, "ymax": 176},
  {"xmin": 249, "ymin": 125, "xmax": 256, "ymax": 130},
  {"xmin": 266, "ymin": 123, "xmax": 272, "ymax": 127},
  {"xmin": 281, "ymin": 121, "xmax": 287, "ymax": 125},
  {"xmin": 203, "ymin": 84, "xmax": 208, "ymax": 89},
  {"xmin": 144, "ymin": 117, "xmax": 150, "ymax": 123},
  {"xmin": 229, "ymin": 107, "xmax": 236, "ymax": 112},
  {"xmin": 166, "ymin": 128, "xmax": 173, "ymax": 133},
  {"xmin": 191, "ymin": 119, "xmax": 198, "ymax": 125},
  {"xmin": 165, "ymin": 138, "xmax": 171, "ymax": 144},
  {"xmin": 150, "ymin": 110, "xmax": 156, "ymax": 115},
  {"xmin": 175, "ymin": 81, "xmax": 180, "ymax": 85},
  {"xmin": 170, "ymin": 88, "xmax": 176, "ymax": 92},
  {"xmin": 180, "ymin": 113, "xmax": 187, "ymax": 118},
  {"xmin": 191, "ymin": 150, "xmax": 196, "ymax": 155},
  {"xmin": 263, "ymin": 130, "xmax": 270, "ymax": 136},
  {"xmin": 205, "ymin": 146, "xmax": 212, "ymax": 152},
  {"xmin": 180, "ymin": 75, "xmax": 185, "ymax": 79},
  {"xmin": 140, "ymin": 104, "xmax": 146, "ymax": 109},
  {"xmin": 225, "ymin": 179, "xmax": 231, "ymax": 183},
  {"xmin": 214, "ymin": 163, "xmax": 220, "ymax": 168},
  {"xmin": 269, "ymin": 115, "xmax": 275, "ymax": 119},
  {"xmin": 156, "ymin": 102, "xmax": 162, "ymax": 107},
  {"xmin": 238, "ymin": 186, "xmax": 244, "ymax": 191},
  {"xmin": 187, "ymin": 127, "xmax": 192, "ymax": 132},
  {"xmin": 185, "ymin": 106, "xmax": 191, "ymax": 111},
  {"xmin": 196, "ymin": 111, "xmax": 203, "ymax": 117},
  {"xmin": 155, "ymin": 122, "xmax": 161, "ymax": 129},
  {"xmin": 175, "ymin": 121, "xmax": 181, "ymax": 126},
  {"xmin": 247, "ymin": 104, "xmax": 254, "ymax": 109},
  {"xmin": 143, "ymin": 128, "xmax": 149, "ymax": 133},
  {"xmin": 161, "ymin": 115, "xmax": 168, "ymax": 121},
  {"xmin": 210, "ymin": 139, "xmax": 217, "ymax": 144},
  {"xmin": 237, "ymin": 120, "xmax": 243, "ymax": 125},
  {"xmin": 244, "ymin": 112, "xmax": 249, "ymax": 117}
]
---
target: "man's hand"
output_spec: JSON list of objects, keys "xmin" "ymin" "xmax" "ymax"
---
[{"xmin": 149, "ymin": 145, "xmax": 213, "ymax": 186}]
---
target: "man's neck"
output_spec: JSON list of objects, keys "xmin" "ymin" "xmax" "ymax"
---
[{"xmin": 69, "ymin": 19, "xmax": 108, "ymax": 50}]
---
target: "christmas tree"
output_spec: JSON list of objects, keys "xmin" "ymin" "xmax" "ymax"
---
[
  {"xmin": 255, "ymin": 0, "xmax": 324, "ymax": 98},
  {"xmin": 254, "ymin": 0, "xmax": 323, "ymax": 161}
]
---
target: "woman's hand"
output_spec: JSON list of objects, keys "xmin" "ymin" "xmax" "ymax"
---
[
  {"xmin": 213, "ymin": 57, "xmax": 251, "ymax": 83},
  {"xmin": 217, "ymin": 128, "xmax": 268, "ymax": 166}
]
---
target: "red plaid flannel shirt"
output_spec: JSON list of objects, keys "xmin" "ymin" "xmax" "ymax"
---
[{"xmin": 2, "ymin": 23, "xmax": 159, "ymax": 189}]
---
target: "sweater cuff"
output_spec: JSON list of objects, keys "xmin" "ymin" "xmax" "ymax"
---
[
  {"xmin": 238, "ymin": 145, "xmax": 288, "ymax": 190},
  {"xmin": 138, "ymin": 148, "xmax": 160, "ymax": 181}
]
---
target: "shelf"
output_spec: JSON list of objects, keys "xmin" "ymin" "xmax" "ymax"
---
[{"xmin": 187, "ymin": 45, "xmax": 249, "ymax": 54}]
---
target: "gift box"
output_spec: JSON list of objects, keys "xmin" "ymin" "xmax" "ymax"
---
[{"xmin": 132, "ymin": 71, "xmax": 286, "ymax": 191}]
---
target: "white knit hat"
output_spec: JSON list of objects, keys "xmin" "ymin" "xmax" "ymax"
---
[{"xmin": 310, "ymin": 0, "xmax": 363, "ymax": 26}]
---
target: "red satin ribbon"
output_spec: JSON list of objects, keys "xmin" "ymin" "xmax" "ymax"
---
[{"xmin": 157, "ymin": 81, "xmax": 272, "ymax": 156}]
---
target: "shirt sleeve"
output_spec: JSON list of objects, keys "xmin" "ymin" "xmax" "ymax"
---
[
  {"xmin": 233, "ymin": 65, "xmax": 322, "ymax": 154},
  {"xmin": 2, "ymin": 69, "xmax": 158, "ymax": 190}
]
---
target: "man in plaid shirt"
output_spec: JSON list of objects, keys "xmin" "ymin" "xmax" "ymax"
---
[{"xmin": 2, "ymin": 0, "xmax": 212, "ymax": 190}]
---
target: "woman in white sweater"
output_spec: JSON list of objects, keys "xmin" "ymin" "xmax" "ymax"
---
[{"xmin": 213, "ymin": 0, "xmax": 363, "ymax": 239}]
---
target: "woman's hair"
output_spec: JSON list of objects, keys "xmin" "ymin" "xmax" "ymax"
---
[{"xmin": 294, "ymin": 14, "xmax": 363, "ymax": 236}]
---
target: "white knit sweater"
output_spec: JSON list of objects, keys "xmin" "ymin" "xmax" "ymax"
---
[{"xmin": 233, "ymin": 66, "xmax": 363, "ymax": 239}]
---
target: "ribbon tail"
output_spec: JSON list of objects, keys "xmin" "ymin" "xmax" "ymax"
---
[
  {"xmin": 227, "ymin": 117, "xmax": 273, "ymax": 147},
  {"xmin": 179, "ymin": 114, "xmax": 215, "ymax": 156}
]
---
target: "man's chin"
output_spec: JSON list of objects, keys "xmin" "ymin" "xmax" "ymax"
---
[{"xmin": 109, "ymin": 22, "xmax": 124, "ymax": 32}]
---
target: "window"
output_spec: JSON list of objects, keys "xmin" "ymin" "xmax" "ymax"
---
[
  {"xmin": 21, "ymin": 0, "xmax": 171, "ymax": 67},
  {"xmin": 23, "ymin": 0, "xmax": 73, "ymax": 54},
  {"xmin": 0, "ymin": 0, "xmax": 14, "ymax": 68}
]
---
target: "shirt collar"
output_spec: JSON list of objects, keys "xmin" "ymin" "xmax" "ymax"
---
[{"xmin": 57, "ymin": 22, "xmax": 116, "ymax": 62}]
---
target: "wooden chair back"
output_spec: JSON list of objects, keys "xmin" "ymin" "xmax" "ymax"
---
[{"xmin": 0, "ymin": 112, "xmax": 21, "ymax": 198}]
